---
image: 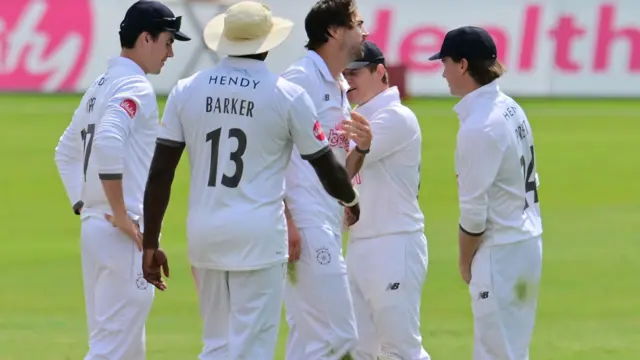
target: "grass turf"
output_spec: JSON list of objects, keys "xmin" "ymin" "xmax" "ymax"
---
[{"xmin": 0, "ymin": 94, "xmax": 638, "ymax": 359}]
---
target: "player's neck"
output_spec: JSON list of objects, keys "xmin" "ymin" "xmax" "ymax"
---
[
  {"xmin": 457, "ymin": 82, "xmax": 481, "ymax": 98},
  {"xmin": 314, "ymin": 46, "xmax": 348, "ymax": 80},
  {"xmin": 356, "ymin": 84, "xmax": 388, "ymax": 106},
  {"xmin": 120, "ymin": 49, "xmax": 148, "ymax": 74}
]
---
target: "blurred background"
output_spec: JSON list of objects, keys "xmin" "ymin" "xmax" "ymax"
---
[{"xmin": 0, "ymin": 0, "xmax": 638, "ymax": 359}]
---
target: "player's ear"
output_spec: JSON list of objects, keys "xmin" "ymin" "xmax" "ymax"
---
[
  {"xmin": 328, "ymin": 26, "xmax": 339, "ymax": 39},
  {"xmin": 376, "ymin": 64, "xmax": 385, "ymax": 80},
  {"xmin": 137, "ymin": 32, "xmax": 149, "ymax": 45},
  {"xmin": 460, "ymin": 58, "xmax": 469, "ymax": 74},
  {"xmin": 142, "ymin": 31, "xmax": 153, "ymax": 44}
]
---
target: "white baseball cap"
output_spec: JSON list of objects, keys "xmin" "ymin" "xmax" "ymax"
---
[{"xmin": 203, "ymin": 1, "xmax": 294, "ymax": 56}]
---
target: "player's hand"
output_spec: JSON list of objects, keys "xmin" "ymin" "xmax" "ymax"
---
[
  {"xmin": 287, "ymin": 221, "xmax": 302, "ymax": 263},
  {"xmin": 105, "ymin": 213, "xmax": 143, "ymax": 251},
  {"xmin": 142, "ymin": 248, "xmax": 170, "ymax": 291},
  {"xmin": 344, "ymin": 203, "xmax": 360, "ymax": 226},
  {"xmin": 340, "ymin": 111, "xmax": 372, "ymax": 150}
]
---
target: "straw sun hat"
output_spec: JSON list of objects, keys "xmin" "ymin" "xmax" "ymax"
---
[{"xmin": 203, "ymin": 1, "xmax": 294, "ymax": 56}]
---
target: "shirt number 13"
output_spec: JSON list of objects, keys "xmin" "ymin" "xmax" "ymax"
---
[{"xmin": 206, "ymin": 127, "xmax": 247, "ymax": 188}]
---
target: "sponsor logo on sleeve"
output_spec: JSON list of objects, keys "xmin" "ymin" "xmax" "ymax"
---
[
  {"xmin": 313, "ymin": 120, "xmax": 326, "ymax": 141},
  {"xmin": 120, "ymin": 99, "xmax": 137, "ymax": 119}
]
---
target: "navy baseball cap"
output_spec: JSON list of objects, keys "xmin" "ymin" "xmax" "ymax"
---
[
  {"xmin": 428, "ymin": 26, "xmax": 496, "ymax": 62},
  {"xmin": 346, "ymin": 41, "xmax": 386, "ymax": 70},
  {"xmin": 120, "ymin": 1, "xmax": 191, "ymax": 41}
]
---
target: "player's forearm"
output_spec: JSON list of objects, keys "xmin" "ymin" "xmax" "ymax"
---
[
  {"xmin": 142, "ymin": 143, "xmax": 184, "ymax": 250},
  {"xmin": 308, "ymin": 151, "xmax": 357, "ymax": 204},
  {"xmin": 55, "ymin": 152, "xmax": 84, "ymax": 208},
  {"xmin": 55, "ymin": 128, "xmax": 84, "ymax": 208},
  {"xmin": 458, "ymin": 227, "xmax": 482, "ymax": 268},
  {"xmin": 284, "ymin": 200, "xmax": 297, "ymax": 230},
  {"xmin": 100, "ymin": 178, "xmax": 128, "ymax": 219},
  {"xmin": 345, "ymin": 150, "xmax": 366, "ymax": 180},
  {"xmin": 459, "ymin": 196, "xmax": 488, "ymax": 236},
  {"xmin": 142, "ymin": 170, "xmax": 173, "ymax": 250},
  {"xmin": 93, "ymin": 107, "xmax": 130, "ymax": 178},
  {"xmin": 284, "ymin": 200, "xmax": 293, "ymax": 221}
]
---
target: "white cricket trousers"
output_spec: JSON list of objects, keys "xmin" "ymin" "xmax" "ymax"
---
[
  {"xmin": 80, "ymin": 216, "xmax": 154, "ymax": 360},
  {"xmin": 284, "ymin": 226, "xmax": 358, "ymax": 360},
  {"xmin": 347, "ymin": 232, "xmax": 431, "ymax": 360},
  {"xmin": 193, "ymin": 262, "xmax": 287, "ymax": 360},
  {"xmin": 469, "ymin": 236, "xmax": 543, "ymax": 360}
]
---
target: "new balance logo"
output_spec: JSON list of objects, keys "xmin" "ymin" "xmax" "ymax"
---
[
  {"xmin": 386, "ymin": 282, "xmax": 400, "ymax": 291},
  {"xmin": 479, "ymin": 291, "xmax": 489, "ymax": 299}
]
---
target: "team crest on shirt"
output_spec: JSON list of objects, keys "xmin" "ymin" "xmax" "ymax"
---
[
  {"xmin": 135, "ymin": 272, "xmax": 149, "ymax": 290},
  {"xmin": 315, "ymin": 247, "xmax": 331, "ymax": 265},
  {"xmin": 313, "ymin": 120, "xmax": 326, "ymax": 141},
  {"xmin": 120, "ymin": 99, "xmax": 137, "ymax": 119}
]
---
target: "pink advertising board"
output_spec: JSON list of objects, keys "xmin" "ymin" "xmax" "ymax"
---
[{"xmin": 1, "ymin": 0, "xmax": 639, "ymax": 96}]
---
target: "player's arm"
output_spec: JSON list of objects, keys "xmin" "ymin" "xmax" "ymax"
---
[
  {"xmin": 358, "ymin": 109, "xmax": 411, "ymax": 165},
  {"xmin": 142, "ymin": 85, "xmax": 185, "ymax": 251},
  {"xmin": 284, "ymin": 200, "xmax": 296, "ymax": 232},
  {"xmin": 288, "ymin": 91, "xmax": 358, "ymax": 205},
  {"xmin": 308, "ymin": 151, "xmax": 358, "ymax": 204},
  {"xmin": 343, "ymin": 110, "xmax": 371, "ymax": 179},
  {"xmin": 54, "ymin": 107, "xmax": 85, "ymax": 215},
  {"xmin": 93, "ymin": 78, "xmax": 153, "ymax": 221},
  {"xmin": 456, "ymin": 127, "xmax": 504, "ymax": 275}
]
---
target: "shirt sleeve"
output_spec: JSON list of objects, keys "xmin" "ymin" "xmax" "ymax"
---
[
  {"xmin": 157, "ymin": 83, "xmax": 185, "ymax": 147},
  {"xmin": 54, "ymin": 107, "xmax": 84, "ymax": 206},
  {"xmin": 281, "ymin": 67, "xmax": 321, "ymax": 103},
  {"xmin": 363, "ymin": 109, "xmax": 414, "ymax": 163},
  {"xmin": 456, "ymin": 127, "xmax": 505, "ymax": 235},
  {"xmin": 93, "ymin": 77, "xmax": 155, "ymax": 179},
  {"xmin": 288, "ymin": 90, "xmax": 330, "ymax": 160}
]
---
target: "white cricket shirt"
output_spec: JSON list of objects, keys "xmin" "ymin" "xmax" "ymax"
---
[
  {"xmin": 54, "ymin": 57, "xmax": 159, "ymax": 225},
  {"xmin": 281, "ymin": 50, "xmax": 353, "ymax": 235},
  {"xmin": 157, "ymin": 57, "xmax": 330, "ymax": 271},
  {"xmin": 348, "ymin": 87, "xmax": 425, "ymax": 240},
  {"xmin": 454, "ymin": 81, "xmax": 543, "ymax": 247}
]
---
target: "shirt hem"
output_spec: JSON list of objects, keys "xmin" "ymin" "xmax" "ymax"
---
[
  {"xmin": 350, "ymin": 228, "xmax": 425, "ymax": 241},
  {"xmin": 189, "ymin": 258, "xmax": 287, "ymax": 271},
  {"xmin": 480, "ymin": 233, "xmax": 543, "ymax": 247}
]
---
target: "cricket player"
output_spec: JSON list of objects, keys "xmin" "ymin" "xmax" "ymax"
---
[
  {"xmin": 53, "ymin": 1, "xmax": 189, "ymax": 359},
  {"xmin": 342, "ymin": 40, "xmax": 430, "ymax": 360},
  {"xmin": 280, "ymin": 0, "xmax": 371, "ymax": 358},
  {"xmin": 428, "ymin": 26, "xmax": 544, "ymax": 360},
  {"xmin": 138, "ymin": 2, "xmax": 362, "ymax": 359}
]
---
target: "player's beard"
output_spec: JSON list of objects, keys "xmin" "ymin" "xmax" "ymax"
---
[{"xmin": 348, "ymin": 42, "xmax": 364, "ymax": 62}]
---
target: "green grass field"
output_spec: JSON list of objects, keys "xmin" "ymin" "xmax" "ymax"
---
[{"xmin": 0, "ymin": 94, "xmax": 638, "ymax": 360}]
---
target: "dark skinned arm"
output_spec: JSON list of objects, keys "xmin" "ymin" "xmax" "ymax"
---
[
  {"xmin": 308, "ymin": 149, "xmax": 358, "ymax": 205},
  {"xmin": 142, "ymin": 141, "xmax": 185, "ymax": 250}
]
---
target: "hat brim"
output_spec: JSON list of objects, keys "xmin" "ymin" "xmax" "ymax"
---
[
  {"xmin": 203, "ymin": 15, "xmax": 293, "ymax": 56},
  {"xmin": 345, "ymin": 61, "xmax": 370, "ymax": 70},
  {"xmin": 173, "ymin": 30, "xmax": 191, "ymax": 41},
  {"xmin": 428, "ymin": 52, "xmax": 442, "ymax": 61}
]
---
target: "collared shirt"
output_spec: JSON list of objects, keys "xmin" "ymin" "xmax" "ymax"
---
[
  {"xmin": 157, "ymin": 57, "xmax": 330, "ymax": 271},
  {"xmin": 54, "ymin": 56, "xmax": 159, "ymax": 224},
  {"xmin": 454, "ymin": 81, "xmax": 543, "ymax": 247},
  {"xmin": 348, "ymin": 86, "xmax": 425, "ymax": 240},
  {"xmin": 281, "ymin": 50, "xmax": 353, "ymax": 235}
]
